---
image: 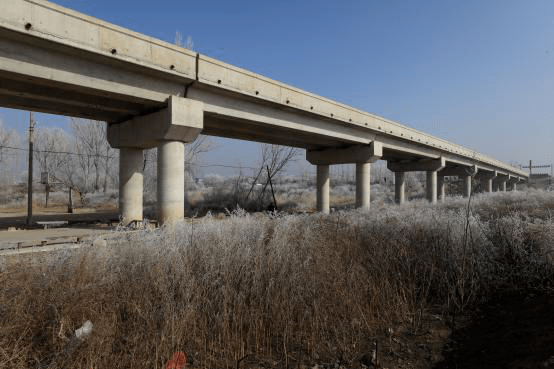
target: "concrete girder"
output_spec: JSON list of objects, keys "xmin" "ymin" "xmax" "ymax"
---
[
  {"xmin": 189, "ymin": 87, "xmax": 375, "ymax": 148},
  {"xmin": 0, "ymin": 31, "xmax": 183, "ymax": 120},
  {"xmin": 438, "ymin": 165, "xmax": 478, "ymax": 177},
  {"xmin": 387, "ymin": 157, "xmax": 446, "ymax": 173},
  {"xmin": 306, "ymin": 142, "xmax": 382, "ymax": 165}
]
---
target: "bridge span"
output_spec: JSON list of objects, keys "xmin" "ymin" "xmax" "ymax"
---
[{"xmin": 0, "ymin": 0, "xmax": 528, "ymax": 223}]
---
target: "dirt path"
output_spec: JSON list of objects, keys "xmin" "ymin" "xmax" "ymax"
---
[{"xmin": 436, "ymin": 292, "xmax": 554, "ymax": 369}]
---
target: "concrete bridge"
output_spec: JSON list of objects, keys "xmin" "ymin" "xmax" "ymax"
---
[{"xmin": 0, "ymin": 0, "xmax": 528, "ymax": 223}]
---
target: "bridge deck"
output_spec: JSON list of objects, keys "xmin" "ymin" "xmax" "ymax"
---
[{"xmin": 0, "ymin": 0, "xmax": 527, "ymax": 178}]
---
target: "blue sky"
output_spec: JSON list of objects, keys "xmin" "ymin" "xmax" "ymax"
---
[{"xmin": 1, "ymin": 0, "xmax": 553, "ymax": 175}]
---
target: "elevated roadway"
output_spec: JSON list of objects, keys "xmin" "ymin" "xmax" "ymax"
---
[{"xmin": 0, "ymin": 0, "xmax": 528, "ymax": 221}]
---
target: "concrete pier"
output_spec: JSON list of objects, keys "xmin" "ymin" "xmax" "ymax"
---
[
  {"xmin": 157, "ymin": 140, "xmax": 185, "ymax": 224},
  {"xmin": 355, "ymin": 162, "xmax": 370, "ymax": 210},
  {"xmin": 426, "ymin": 170, "xmax": 438, "ymax": 203},
  {"xmin": 119, "ymin": 147, "xmax": 144, "ymax": 225},
  {"xmin": 108, "ymin": 96, "xmax": 203, "ymax": 224},
  {"xmin": 316, "ymin": 164, "xmax": 330, "ymax": 214},
  {"xmin": 307, "ymin": 142, "xmax": 382, "ymax": 213},
  {"xmin": 485, "ymin": 178, "xmax": 493, "ymax": 192},
  {"xmin": 389, "ymin": 157, "xmax": 445, "ymax": 204},
  {"xmin": 462, "ymin": 175, "xmax": 472, "ymax": 198},
  {"xmin": 437, "ymin": 175, "xmax": 445, "ymax": 201},
  {"xmin": 498, "ymin": 175, "xmax": 509, "ymax": 192},
  {"xmin": 394, "ymin": 172, "xmax": 405, "ymax": 205}
]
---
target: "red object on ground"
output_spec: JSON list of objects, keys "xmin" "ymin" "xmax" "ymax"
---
[{"xmin": 165, "ymin": 352, "xmax": 187, "ymax": 369}]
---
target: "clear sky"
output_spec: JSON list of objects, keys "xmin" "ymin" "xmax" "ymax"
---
[{"xmin": 1, "ymin": 0, "xmax": 553, "ymax": 175}]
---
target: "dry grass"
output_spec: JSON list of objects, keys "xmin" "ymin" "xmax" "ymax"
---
[{"xmin": 0, "ymin": 190, "xmax": 553, "ymax": 368}]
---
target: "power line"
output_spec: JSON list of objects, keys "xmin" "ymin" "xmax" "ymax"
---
[
  {"xmin": 0, "ymin": 144, "xmax": 260, "ymax": 171},
  {"xmin": 0, "ymin": 144, "xmax": 116, "ymax": 159}
]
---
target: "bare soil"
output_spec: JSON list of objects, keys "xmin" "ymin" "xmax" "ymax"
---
[{"xmin": 436, "ymin": 291, "xmax": 554, "ymax": 369}]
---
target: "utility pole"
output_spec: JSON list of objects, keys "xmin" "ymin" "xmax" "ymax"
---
[
  {"xmin": 522, "ymin": 160, "xmax": 552, "ymax": 186},
  {"xmin": 26, "ymin": 112, "xmax": 35, "ymax": 226}
]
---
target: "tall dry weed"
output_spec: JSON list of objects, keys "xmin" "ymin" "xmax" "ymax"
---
[{"xmin": 0, "ymin": 191, "xmax": 553, "ymax": 368}]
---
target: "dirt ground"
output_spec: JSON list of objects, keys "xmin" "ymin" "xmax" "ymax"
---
[
  {"xmin": 435, "ymin": 292, "xmax": 554, "ymax": 369},
  {"xmin": 0, "ymin": 203, "xmax": 118, "ymax": 253}
]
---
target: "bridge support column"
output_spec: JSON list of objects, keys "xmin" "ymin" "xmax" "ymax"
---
[
  {"xmin": 316, "ymin": 165, "xmax": 330, "ymax": 214},
  {"xmin": 355, "ymin": 162, "xmax": 370, "ymax": 210},
  {"xmin": 485, "ymin": 178, "xmax": 493, "ymax": 192},
  {"xmin": 157, "ymin": 140, "xmax": 186, "ymax": 223},
  {"xmin": 462, "ymin": 175, "xmax": 472, "ymax": 198},
  {"xmin": 426, "ymin": 171, "xmax": 438, "ymax": 203},
  {"xmin": 494, "ymin": 175, "xmax": 508, "ymax": 193},
  {"xmin": 394, "ymin": 172, "xmax": 405, "ymax": 205},
  {"xmin": 307, "ymin": 142, "xmax": 382, "ymax": 213},
  {"xmin": 509, "ymin": 178, "xmax": 519, "ymax": 191},
  {"xmin": 437, "ymin": 175, "xmax": 445, "ymax": 202},
  {"xmin": 108, "ymin": 96, "xmax": 203, "ymax": 225},
  {"xmin": 119, "ymin": 147, "xmax": 144, "ymax": 225},
  {"xmin": 388, "ymin": 157, "xmax": 445, "ymax": 204},
  {"xmin": 477, "ymin": 171, "xmax": 496, "ymax": 193}
]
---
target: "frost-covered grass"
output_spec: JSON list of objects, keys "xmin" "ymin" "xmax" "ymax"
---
[{"xmin": 0, "ymin": 190, "xmax": 553, "ymax": 368}]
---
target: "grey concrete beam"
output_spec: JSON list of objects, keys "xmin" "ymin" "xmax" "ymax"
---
[
  {"xmin": 189, "ymin": 87, "xmax": 374, "ymax": 147},
  {"xmin": 387, "ymin": 157, "xmax": 446, "ymax": 172},
  {"xmin": 108, "ymin": 96, "xmax": 203, "ymax": 149},
  {"xmin": 306, "ymin": 142, "xmax": 382, "ymax": 165},
  {"xmin": 438, "ymin": 165, "xmax": 478, "ymax": 177}
]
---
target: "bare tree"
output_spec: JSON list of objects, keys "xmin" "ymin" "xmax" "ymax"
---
[
  {"xmin": 259, "ymin": 143, "xmax": 300, "ymax": 180},
  {"xmin": 0, "ymin": 120, "xmax": 21, "ymax": 185},
  {"xmin": 71, "ymin": 118, "xmax": 116, "ymax": 192},
  {"xmin": 33, "ymin": 126, "xmax": 71, "ymax": 178},
  {"xmin": 141, "ymin": 135, "xmax": 217, "ymax": 195},
  {"xmin": 175, "ymin": 31, "xmax": 194, "ymax": 50},
  {"xmin": 0, "ymin": 120, "xmax": 19, "ymax": 162},
  {"xmin": 246, "ymin": 143, "xmax": 300, "ymax": 202},
  {"xmin": 185, "ymin": 135, "xmax": 217, "ymax": 178}
]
